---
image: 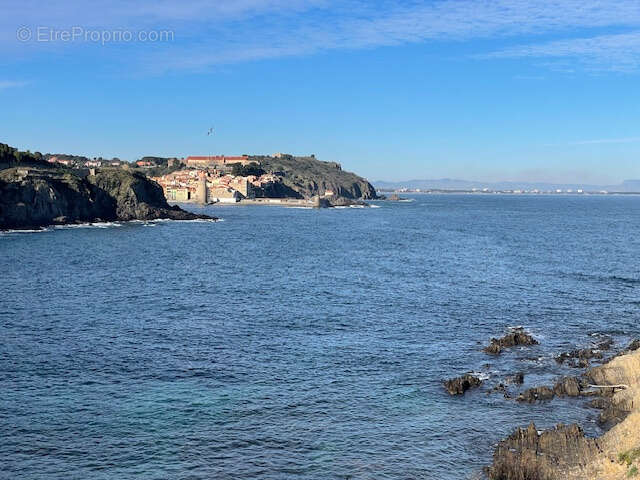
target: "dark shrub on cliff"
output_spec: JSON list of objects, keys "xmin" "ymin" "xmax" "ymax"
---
[{"xmin": 231, "ymin": 162, "xmax": 265, "ymax": 177}]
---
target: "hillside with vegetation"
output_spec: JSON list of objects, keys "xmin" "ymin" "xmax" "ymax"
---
[
  {"xmin": 0, "ymin": 143, "xmax": 50, "ymax": 169},
  {"xmin": 250, "ymin": 154, "xmax": 378, "ymax": 199}
]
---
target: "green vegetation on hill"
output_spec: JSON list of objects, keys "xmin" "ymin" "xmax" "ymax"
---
[
  {"xmin": 0, "ymin": 143, "xmax": 49, "ymax": 169},
  {"xmin": 231, "ymin": 162, "xmax": 265, "ymax": 177}
]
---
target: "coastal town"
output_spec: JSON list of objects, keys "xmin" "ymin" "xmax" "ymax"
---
[
  {"xmin": 151, "ymin": 156, "xmax": 282, "ymax": 204},
  {"xmin": 43, "ymin": 151, "xmax": 345, "ymax": 206}
]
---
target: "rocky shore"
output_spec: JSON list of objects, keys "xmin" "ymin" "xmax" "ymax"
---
[
  {"xmin": 442, "ymin": 327, "xmax": 640, "ymax": 479},
  {"xmin": 0, "ymin": 166, "xmax": 215, "ymax": 230},
  {"xmin": 486, "ymin": 341, "xmax": 640, "ymax": 480}
]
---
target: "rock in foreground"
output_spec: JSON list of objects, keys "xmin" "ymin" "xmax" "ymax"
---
[{"xmin": 486, "ymin": 423, "xmax": 600, "ymax": 480}]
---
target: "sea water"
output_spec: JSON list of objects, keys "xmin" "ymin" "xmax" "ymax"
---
[{"xmin": 2, "ymin": 194, "xmax": 639, "ymax": 479}]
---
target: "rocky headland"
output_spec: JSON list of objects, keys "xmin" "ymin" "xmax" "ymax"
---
[
  {"xmin": 250, "ymin": 154, "xmax": 378, "ymax": 200},
  {"xmin": 0, "ymin": 144, "xmax": 214, "ymax": 230}
]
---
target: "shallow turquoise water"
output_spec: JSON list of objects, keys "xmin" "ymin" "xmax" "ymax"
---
[{"xmin": 2, "ymin": 195, "xmax": 640, "ymax": 479}]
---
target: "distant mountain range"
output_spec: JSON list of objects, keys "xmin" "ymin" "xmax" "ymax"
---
[{"xmin": 374, "ymin": 178, "xmax": 640, "ymax": 192}]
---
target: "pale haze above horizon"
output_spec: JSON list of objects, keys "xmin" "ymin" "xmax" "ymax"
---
[{"xmin": 2, "ymin": 0, "xmax": 640, "ymax": 184}]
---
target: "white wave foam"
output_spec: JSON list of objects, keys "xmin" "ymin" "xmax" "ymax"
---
[
  {"xmin": 1, "ymin": 228, "xmax": 49, "ymax": 235},
  {"xmin": 2, "ymin": 217, "xmax": 219, "ymax": 235},
  {"xmin": 53, "ymin": 222, "xmax": 123, "ymax": 230},
  {"xmin": 148, "ymin": 218, "xmax": 219, "ymax": 224},
  {"xmin": 470, "ymin": 371, "xmax": 492, "ymax": 381}
]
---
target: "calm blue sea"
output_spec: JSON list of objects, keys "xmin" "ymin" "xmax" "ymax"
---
[{"xmin": 2, "ymin": 194, "xmax": 640, "ymax": 479}]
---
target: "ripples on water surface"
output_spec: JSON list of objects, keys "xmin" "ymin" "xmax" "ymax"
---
[{"xmin": 2, "ymin": 195, "xmax": 640, "ymax": 479}]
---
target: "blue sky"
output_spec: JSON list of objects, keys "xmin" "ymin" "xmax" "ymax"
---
[{"xmin": 2, "ymin": 0, "xmax": 640, "ymax": 183}]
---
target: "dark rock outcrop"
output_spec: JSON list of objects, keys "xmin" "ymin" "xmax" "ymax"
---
[
  {"xmin": 517, "ymin": 385, "xmax": 556, "ymax": 403},
  {"xmin": 0, "ymin": 167, "xmax": 214, "ymax": 230},
  {"xmin": 484, "ymin": 328, "xmax": 539, "ymax": 355},
  {"xmin": 486, "ymin": 423, "xmax": 600, "ymax": 480},
  {"xmin": 626, "ymin": 339, "xmax": 640, "ymax": 352},
  {"xmin": 313, "ymin": 196, "xmax": 369, "ymax": 208},
  {"xmin": 553, "ymin": 376, "xmax": 583, "ymax": 398},
  {"xmin": 518, "ymin": 376, "xmax": 592, "ymax": 403},
  {"xmin": 588, "ymin": 396, "xmax": 630, "ymax": 428},
  {"xmin": 556, "ymin": 337, "xmax": 613, "ymax": 367},
  {"xmin": 556, "ymin": 344, "xmax": 611, "ymax": 368},
  {"xmin": 443, "ymin": 374, "xmax": 482, "ymax": 395},
  {"xmin": 388, "ymin": 194, "xmax": 406, "ymax": 201}
]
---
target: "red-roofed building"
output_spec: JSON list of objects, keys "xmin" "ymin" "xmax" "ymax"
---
[{"xmin": 185, "ymin": 155, "xmax": 251, "ymax": 169}]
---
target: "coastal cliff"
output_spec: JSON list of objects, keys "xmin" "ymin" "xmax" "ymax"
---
[
  {"xmin": 0, "ymin": 161, "xmax": 214, "ymax": 230},
  {"xmin": 250, "ymin": 154, "xmax": 378, "ymax": 200}
]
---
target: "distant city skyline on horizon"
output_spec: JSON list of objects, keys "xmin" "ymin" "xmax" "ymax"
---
[
  {"xmin": 2, "ymin": 0, "xmax": 640, "ymax": 184},
  {"xmin": 373, "ymin": 177, "xmax": 640, "ymax": 191}
]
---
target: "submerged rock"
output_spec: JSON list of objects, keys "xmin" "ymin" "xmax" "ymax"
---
[
  {"xmin": 556, "ymin": 337, "xmax": 613, "ymax": 368},
  {"xmin": 484, "ymin": 328, "xmax": 538, "ymax": 355},
  {"xmin": 505, "ymin": 372, "xmax": 525, "ymax": 385},
  {"xmin": 556, "ymin": 348, "xmax": 604, "ymax": 367},
  {"xmin": 486, "ymin": 423, "xmax": 600, "ymax": 480},
  {"xmin": 517, "ymin": 377, "xmax": 585, "ymax": 403},
  {"xmin": 443, "ymin": 374, "xmax": 483, "ymax": 395},
  {"xmin": 517, "ymin": 385, "xmax": 555, "ymax": 403}
]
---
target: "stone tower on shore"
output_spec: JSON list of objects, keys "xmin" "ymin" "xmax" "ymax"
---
[{"xmin": 196, "ymin": 176, "xmax": 207, "ymax": 204}]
